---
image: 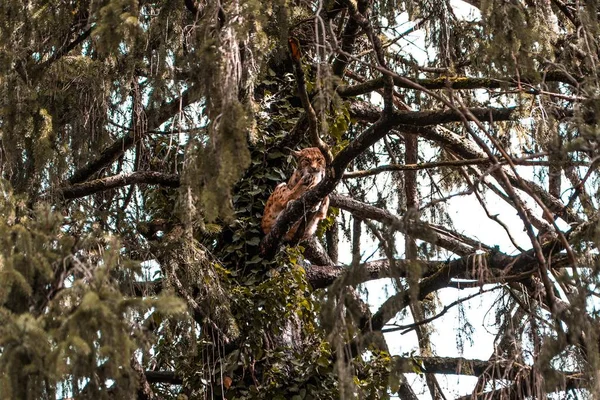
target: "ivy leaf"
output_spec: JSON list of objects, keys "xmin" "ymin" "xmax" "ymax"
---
[{"xmin": 247, "ymin": 236, "xmax": 260, "ymax": 246}]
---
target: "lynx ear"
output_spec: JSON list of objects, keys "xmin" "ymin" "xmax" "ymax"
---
[{"xmin": 291, "ymin": 149, "xmax": 302, "ymax": 158}]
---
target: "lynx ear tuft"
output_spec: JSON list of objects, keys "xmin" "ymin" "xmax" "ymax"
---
[{"xmin": 291, "ymin": 149, "xmax": 302, "ymax": 158}]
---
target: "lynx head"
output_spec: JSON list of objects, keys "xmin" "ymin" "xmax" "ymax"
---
[{"xmin": 292, "ymin": 147, "xmax": 326, "ymax": 180}]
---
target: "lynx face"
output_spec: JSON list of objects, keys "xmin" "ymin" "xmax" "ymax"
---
[
  {"xmin": 261, "ymin": 147, "xmax": 329, "ymax": 240},
  {"xmin": 292, "ymin": 147, "xmax": 326, "ymax": 185}
]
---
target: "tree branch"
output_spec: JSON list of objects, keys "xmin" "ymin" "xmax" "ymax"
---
[
  {"xmin": 38, "ymin": 26, "xmax": 93, "ymax": 72},
  {"xmin": 382, "ymin": 286, "xmax": 503, "ymax": 334},
  {"xmin": 393, "ymin": 354, "xmax": 581, "ymax": 394},
  {"xmin": 330, "ymin": 194, "xmax": 484, "ymax": 256},
  {"xmin": 306, "ymin": 259, "xmax": 439, "ymax": 290},
  {"xmin": 259, "ymin": 114, "xmax": 396, "ymax": 258},
  {"xmin": 338, "ymin": 71, "xmax": 582, "ymax": 97},
  {"xmin": 144, "ymin": 371, "xmax": 182, "ymax": 385},
  {"xmin": 288, "ymin": 38, "xmax": 332, "ymax": 163},
  {"xmin": 347, "ymin": 102, "xmax": 583, "ymax": 224},
  {"xmin": 350, "ymin": 104, "xmax": 518, "ymax": 126},
  {"xmin": 342, "ymin": 154, "xmax": 559, "ymax": 178},
  {"xmin": 331, "ymin": 0, "xmax": 371, "ymax": 77},
  {"xmin": 48, "ymin": 171, "xmax": 180, "ymax": 200},
  {"xmin": 363, "ymin": 223, "xmax": 591, "ymax": 333},
  {"xmin": 68, "ymin": 85, "xmax": 201, "ymax": 184},
  {"xmin": 131, "ymin": 358, "xmax": 156, "ymax": 400}
]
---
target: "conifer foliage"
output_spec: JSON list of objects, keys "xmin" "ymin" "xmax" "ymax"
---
[{"xmin": 1, "ymin": 0, "xmax": 599, "ymax": 399}]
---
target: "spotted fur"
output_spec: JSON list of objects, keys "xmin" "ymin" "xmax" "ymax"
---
[{"xmin": 261, "ymin": 147, "xmax": 330, "ymax": 241}]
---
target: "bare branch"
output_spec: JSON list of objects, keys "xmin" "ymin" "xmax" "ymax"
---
[
  {"xmin": 342, "ymin": 153, "xmax": 576, "ymax": 179},
  {"xmin": 363, "ymin": 108, "xmax": 582, "ymax": 226},
  {"xmin": 382, "ymin": 286, "xmax": 504, "ymax": 334}
]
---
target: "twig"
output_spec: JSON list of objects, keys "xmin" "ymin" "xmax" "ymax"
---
[
  {"xmin": 287, "ymin": 38, "xmax": 332, "ymax": 163},
  {"xmin": 382, "ymin": 285, "xmax": 503, "ymax": 334}
]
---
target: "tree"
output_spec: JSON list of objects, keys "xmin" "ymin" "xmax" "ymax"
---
[{"xmin": 1, "ymin": 0, "xmax": 599, "ymax": 398}]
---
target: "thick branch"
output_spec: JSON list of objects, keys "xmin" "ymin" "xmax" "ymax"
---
[
  {"xmin": 40, "ymin": 27, "xmax": 92, "ymax": 70},
  {"xmin": 394, "ymin": 355, "xmax": 502, "ymax": 376},
  {"xmin": 260, "ymin": 115, "xmax": 396, "ymax": 258},
  {"xmin": 131, "ymin": 358, "xmax": 156, "ymax": 400},
  {"xmin": 393, "ymin": 355, "xmax": 580, "ymax": 392},
  {"xmin": 49, "ymin": 171, "xmax": 180, "ymax": 200},
  {"xmin": 306, "ymin": 259, "xmax": 438, "ymax": 290},
  {"xmin": 331, "ymin": 0, "xmax": 371, "ymax": 76},
  {"xmin": 302, "ymin": 237, "xmax": 333, "ymax": 266},
  {"xmin": 349, "ymin": 104, "xmax": 517, "ymax": 126},
  {"xmin": 144, "ymin": 371, "xmax": 182, "ymax": 385}
]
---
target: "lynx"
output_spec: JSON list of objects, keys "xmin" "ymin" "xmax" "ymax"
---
[{"xmin": 261, "ymin": 147, "xmax": 330, "ymax": 241}]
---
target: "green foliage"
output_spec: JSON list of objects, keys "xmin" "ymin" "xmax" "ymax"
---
[
  {"xmin": 3, "ymin": 0, "xmax": 599, "ymax": 398},
  {"xmin": 328, "ymin": 103, "xmax": 352, "ymax": 142},
  {"xmin": 480, "ymin": 0, "xmax": 556, "ymax": 74},
  {"xmin": 0, "ymin": 186, "xmax": 185, "ymax": 399},
  {"xmin": 219, "ymin": 254, "xmax": 338, "ymax": 399},
  {"xmin": 93, "ymin": 0, "xmax": 142, "ymax": 54},
  {"xmin": 353, "ymin": 351, "xmax": 402, "ymax": 399}
]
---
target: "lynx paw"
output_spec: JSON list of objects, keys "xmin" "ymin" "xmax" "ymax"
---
[{"xmin": 301, "ymin": 173, "xmax": 316, "ymax": 187}]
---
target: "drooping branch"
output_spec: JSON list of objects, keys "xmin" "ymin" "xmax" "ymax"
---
[{"xmin": 471, "ymin": 306, "xmax": 527, "ymax": 397}]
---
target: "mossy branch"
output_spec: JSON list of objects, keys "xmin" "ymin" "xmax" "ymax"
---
[
  {"xmin": 48, "ymin": 171, "xmax": 180, "ymax": 200},
  {"xmin": 338, "ymin": 71, "xmax": 583, "ymax": 97}
]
